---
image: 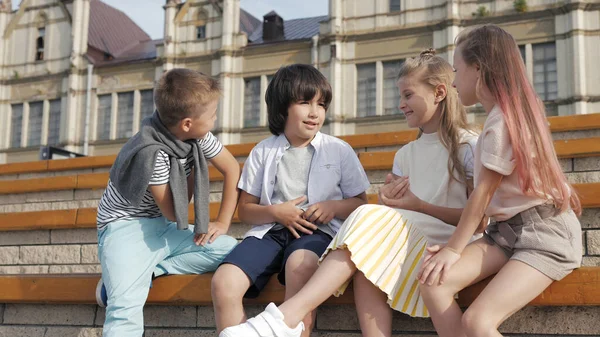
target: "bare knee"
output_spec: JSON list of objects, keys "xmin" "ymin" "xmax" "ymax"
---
[
  {"xmin": 419, "ymin": 280, "xmax": 455, "ymax": 301},
  {"xmin": 211, "ymin": 264, "xmax": 250, "ymax": 303},
  {"xmin": 462, "ymin": 308, "xmax": 496, "ymax": 337},
  {"xmin": 285, "ymin": 250, "xmax": 319, "ymax": 285}
]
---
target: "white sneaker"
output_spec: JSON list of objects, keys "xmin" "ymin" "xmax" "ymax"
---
[{"xmin": 219, "ymin": 303, "xmax": 304, "ymax": 337}]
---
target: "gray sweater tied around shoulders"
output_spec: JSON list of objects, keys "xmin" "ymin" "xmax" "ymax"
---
[{"xmin": 109, "ymin": 111, "xmax": 209, "ymax": 234}]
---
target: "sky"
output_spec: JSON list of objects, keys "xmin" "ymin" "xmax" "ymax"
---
[{"xmin": 12, "ymin": 0, "xmax": 329, "ymax": 40}]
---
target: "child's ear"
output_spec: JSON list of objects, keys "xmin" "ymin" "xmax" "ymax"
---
[
  {"xmin": 434, "ymin": 84, "xmax": 447, "ymax": 103},
  {"xmin": 181, "ymin": 118, "xmax": 193, "ymax": 132}
]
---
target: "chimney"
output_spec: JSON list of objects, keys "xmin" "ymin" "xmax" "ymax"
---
[{"xmin": 263, "ymin": 11, "xmax": 284, "ymax": 42}]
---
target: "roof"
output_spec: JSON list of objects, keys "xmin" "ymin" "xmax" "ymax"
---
[
  {"xmin": 87, "ymin": 0, "xmax": 151, "ymax": 59},
  {"xmin": 248, "ymin": 15, "xmax": 327, "ymax": 44},
  {"xmin": 239, "ymin": 8, "xmax": 260, "ymax": 36}
]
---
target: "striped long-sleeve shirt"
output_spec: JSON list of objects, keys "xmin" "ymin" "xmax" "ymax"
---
[{"xmin": 96, "ymin": 132, "xmax": 223, "ymax": 230}]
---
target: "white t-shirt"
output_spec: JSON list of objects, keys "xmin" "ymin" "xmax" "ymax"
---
[
  {"xmin": 389, "ymin": 129, "xmax": 480, "ymax": 245},
  {"xmin": 393, "ymin": 130, "xmax": 478, "ymax": 209}
]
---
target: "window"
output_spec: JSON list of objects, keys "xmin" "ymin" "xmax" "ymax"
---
[
  {"xmin": 11, "ymin": 104, "xmax": 23, "ymax": 148},
  {"xmin": 532, "ymin": 42, "xmax": 557, "ymax": 101},
  {"xmin": 383, "ymin": 60, "xmax": 404, "ymax": 115},
  {"xmin": 244, "ymin": 77, "xmax": 261, "ymax": 128},
  {"xmin": 117, "ymin": 92, "xmax": 134, "ymax": 139},
  {"xmin": 28, "ymin": 101, "xmax": 44, "ymax": 147},
  {"xmin": 96, "ymin": 94, "xmax": 112, "ymax": 140},
  {"xmin": 139, "ymin": 89, "xmax": 154, "ymax": 125},
  {"xmin": 36, "ymin": 28, "xmax": 45, "ymax": 61},
  {"xmin": 197, "ymin": 25, "xmax": 206, "ymax": 39},
  {"xmin": 47, "ymin": 99, "xmax": 61, "ymax": 145},
  {"xmin": 518, "ymin": 45, "xmax": 525, "ymax": 62},
  {"xmin": 389, "ymin": 0, "xmax": 401, "ymax": 12},
  {"xmin": 356, "ymin": 63, "xmax": 376, "ymax": 117}
]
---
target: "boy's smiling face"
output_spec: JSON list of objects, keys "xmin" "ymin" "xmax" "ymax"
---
[{"xmin": 284, "ymin": 93, "xmax": 326, "ymax": 147}]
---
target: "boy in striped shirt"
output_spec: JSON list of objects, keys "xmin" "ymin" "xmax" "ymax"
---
[{"xmin": 95, "ymin": 69, "xmax": 239, "ymax": 337}]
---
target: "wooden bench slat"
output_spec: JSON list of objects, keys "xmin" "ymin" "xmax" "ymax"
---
[
  {"xmin": 0, "ymin": 161, "xmax": 48, "ymax": 175},
  {"xmin": 0, "ymin": 175, "xmax": 78, "ymax": 194},
  {"xmin": 4, "ymin": 135, "xmax": 600, "ymax": 196},
  {"xmin": 548, "ymin": 113, "xmax": 600, "ymax": 133},
  {"xmin": 458, "ymin": 267, "xmax": 600, "ymax": 306},
  {"xmin": 2, "ymin": 183, "xmax": 598, "ymax": 232},
  {"xmin": 340, "ymin": 130, "xmax": 419, "ymax": 149},
  {"xmin": 555, "ymin": 138, "xmax": 600, "ymax": 158},
  {"xmin": 0, "ymin": 267, "xmax": 597, "ymax": 306},
  {"xmin": 1, "ymin": 113, "xmax": 598, "ymax": 177},
  {"xmin": 47, "ymin": 155, "xmax": 116, "ymax": 171},
  {"xmin": 0, "ymin": 210, "xmax": 77, "ymax": 231}
]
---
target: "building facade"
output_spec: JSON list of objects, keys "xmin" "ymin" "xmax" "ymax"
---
[{"xmin": 0, "ymin": 0, "xmax": 598, "ymax": 163}]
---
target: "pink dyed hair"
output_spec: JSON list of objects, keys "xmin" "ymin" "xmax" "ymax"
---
[{"xmin": 456, "ymin": 24, "xmax": 581, "ymax": 215}]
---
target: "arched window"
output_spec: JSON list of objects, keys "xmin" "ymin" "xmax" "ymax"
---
[
  {"xmin": 35, "ymin": 12, "xmax": 48, "ymax": 61},
  {"xmin": 36, "ymin": 27, "xmax": 45, "ymax": 61},
  {"xmin": 196, "ymin": 9, "xmax": 207, "ymax": 40}
]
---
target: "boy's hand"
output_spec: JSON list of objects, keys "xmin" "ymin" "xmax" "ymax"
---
[
  {"xmin": 379, "ymin": 174, "xmax": 409, "ymax": 200},
  {"xmin": 302, "ymin": 200, "xmax": 338, "ymax": 225},
  {"xmin": 273, "ymin": 196, "xmax": 317, "ymax": 239},
  {"xmin": 194, "ymin": 221, "xmax": 229, "ymax": 246}
]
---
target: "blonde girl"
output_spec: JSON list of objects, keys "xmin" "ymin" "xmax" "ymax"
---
[{"xmin": 418, "ymin": 24, "xmax": 582, "ymax": 337}]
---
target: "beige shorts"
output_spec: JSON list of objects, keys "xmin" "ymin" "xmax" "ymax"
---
[{"xmin": 484, "ymin": 204, "xmax": 582, "ymax": 280}]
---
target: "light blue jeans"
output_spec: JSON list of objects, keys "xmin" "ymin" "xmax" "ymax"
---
[{"xmin": 97, "ymin": 216, "xmax": 237, "ymax": 337}]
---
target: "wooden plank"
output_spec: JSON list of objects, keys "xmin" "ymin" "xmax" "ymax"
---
[
  {"xmin": 47, "ymin": 155, "xmax": 116, "ymax": 171},
  {"xmin": 0, "ymin": 160, "xmax": 48, "ymax": 175},
  {"xmin": 0, "ymin": 209, "xmax": 77, "ymax": 231},
  {"xmin": 574, "ymin": 183, "xmax": 600, "ymax": 208},
  {"xmin": 2, "ymin": 183, "xmax": 598, "ymax": 232},
  {"xmin": 358, "ymin": 151, "xmax": 396, "ymax": 170},
  {"xmin": 0, "ymin": 274, "xmax": 100, "ymax": 304},
  {"xmin": 458, "ymin": 267, "xmax": 600, "ymax": 306},
  {"xmin": 3, "ymin": 202, "xmax": 240, "ymax": 231},
  {"xmin": 76, "ymin": 172, "xmax": 110, "ymax": 190},
  {"xmin": 0, "ymin": 175, "xmax": 78, "ymax": 195},
  {"xmin": 0, "ymin": 267, "xmax": 597, "ymax": 305},
  {"xmin": 548, "ymin": 113, "xmax": 600, "ymax": 133},
  {"xmin": 0, "ymin": 114, "xmax": 598, "ymax": 177},
  {"xmin": 75, "ymin": 208, "xmax": 98, "ymax": 227},
  {"xmin": 555, "ymin": 138, "xmax": 600, "ymax": 159},
  {"xmin": 227, "ymin": 143, "xmax": 257, "ymax": 157},
  {"xmin": 340, "ymin": 130, "xmax": 418, "ymax": 149}
]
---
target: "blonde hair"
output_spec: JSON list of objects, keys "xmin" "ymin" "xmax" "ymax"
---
[
  {"xmin": 398, "ymin": 48, "xmax": 476, "ymax": 189},
  {"xmin": 154, "ymin": 68, "xmax": 221, "ymax": 127},
  {"xmin": 456, "ymin": 24, "xmax": 580, "ymax": 215}
]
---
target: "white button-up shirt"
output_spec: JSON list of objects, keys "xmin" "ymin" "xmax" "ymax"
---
[{"xmin": 238, "ymin": 132, "xmax": 371, "ymax": 239}]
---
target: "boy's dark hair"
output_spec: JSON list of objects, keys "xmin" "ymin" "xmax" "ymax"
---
[
  {"xmin": 265, "ymin": 64, "xmax": 332, "ymax": 135},
  {"xmin": 154, "ymin": 68, "xmax": 221, "ymax": 127}
]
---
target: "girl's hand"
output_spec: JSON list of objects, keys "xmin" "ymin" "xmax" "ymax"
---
[
  {"xmin": 379, "ymin": 174, "xmax": 409, "ymax": 200},
  {"xmin": 418, "ymin": 246, "xmax": 461, "ymax": 285},
  {"xmin": 380, "ymin": 184, "xmax": 423, "ymax": 212}
]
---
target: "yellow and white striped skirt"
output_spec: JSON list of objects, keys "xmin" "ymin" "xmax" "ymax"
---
[{"xmin": 320, "ymin": 204, "xmax": 457, "ymax": 318}]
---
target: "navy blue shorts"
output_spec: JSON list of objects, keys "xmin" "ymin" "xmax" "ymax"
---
[{"xmin": 220, "ymin": 227, "xmax": 332, "ymax": 298}]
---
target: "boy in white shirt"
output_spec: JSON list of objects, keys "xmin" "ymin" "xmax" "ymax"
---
[{"xmin": 212, "ymin": 64, "xmax": 370, "ymax": 337}]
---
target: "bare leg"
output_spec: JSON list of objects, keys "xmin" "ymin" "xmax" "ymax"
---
[
  {"xmin": 353, "ymin": 271, "xmax": 393, "ymax": 337},
  {"xmin": 461, "ymin": 260, "xmax": 554, "ymax": 337},
  {"xmin": 419, "ymin": 238, "xmax": 509, "ymax": 337},
  {"xmin": 284, "ymin": 249, "xmax": 321, "ymax": 337},
  {"xmin": 279, "ymin": 248, "xmax": 357, "ymax": 327},
  {"xmin": 212, "ymin": 264, "xmax": 252, "ymax": 333}
]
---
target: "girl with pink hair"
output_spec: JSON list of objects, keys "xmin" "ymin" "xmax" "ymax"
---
[{"xmin": 418, "ymin": 24, "xmax": 582, "ymax": 337}]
